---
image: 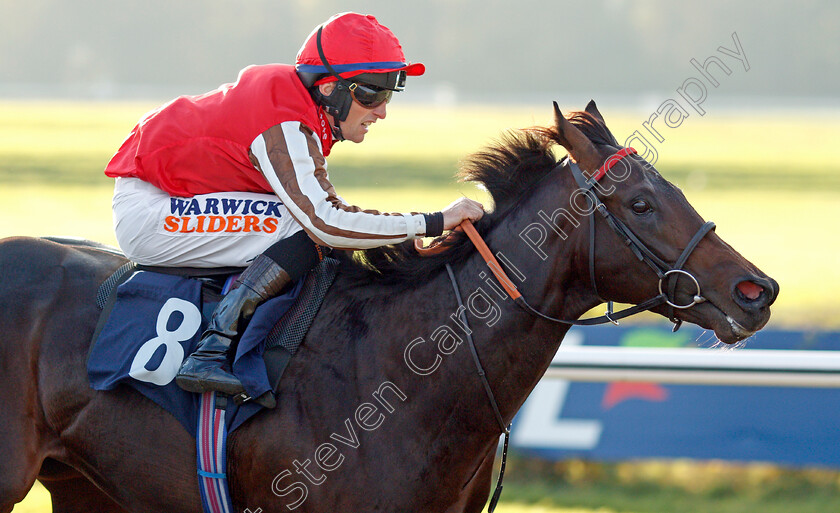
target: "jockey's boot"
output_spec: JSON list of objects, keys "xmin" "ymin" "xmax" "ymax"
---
[{"xmin": 175, "ymin": 254, "xmax": 290, "ymax": 397}]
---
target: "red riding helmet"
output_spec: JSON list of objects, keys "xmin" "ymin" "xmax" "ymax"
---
[{"xmin": 295, "ymin": 12, "xmax": 425, "ymax": 125}]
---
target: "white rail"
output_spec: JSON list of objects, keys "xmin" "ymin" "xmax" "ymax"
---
[{"xmin": 545, "ymin": 347, "xmax": 840, "ymax": 388}]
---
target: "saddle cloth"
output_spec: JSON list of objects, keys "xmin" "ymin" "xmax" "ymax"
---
[{"xmin": 87, "ymin": 257, "xmax": 339, "ymax": 434}]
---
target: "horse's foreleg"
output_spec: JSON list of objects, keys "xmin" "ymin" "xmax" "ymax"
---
[
  {"xmin": 0, "ymin": 349, "xmax": 52, "ymax": 513},
  {"xmin": 39, "ymin": 473, "xmax": 129, "ymax": 513},
  {"xmin": 0, "ymin": 239, "xmax": 66, "ymax": 512},
  {"xmin": 0, "ymin": 395, "xmax": 42, "ymax": 513}
]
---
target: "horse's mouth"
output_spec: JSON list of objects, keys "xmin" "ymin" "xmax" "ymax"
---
[
  {"xmin": 725, "ymin": 315, "xmax": 754, "ymax": 340},
  {"xmin": 678, "ymin": 298, "xmax": 768, "ymax": 344}
]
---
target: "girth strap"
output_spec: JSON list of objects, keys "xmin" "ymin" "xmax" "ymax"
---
[{"xmin": 197, "ymin": 392, "xmax": 234, "ymax": 513}]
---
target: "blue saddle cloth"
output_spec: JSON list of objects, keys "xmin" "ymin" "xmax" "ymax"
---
[{"xmin": 87, "ymin": 270, "xmax": 304, "ymax": 434}]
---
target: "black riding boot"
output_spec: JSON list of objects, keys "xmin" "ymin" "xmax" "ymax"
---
[{"xmin": 175, "ymin": 254, "xmax": 291, "ymax": 396}]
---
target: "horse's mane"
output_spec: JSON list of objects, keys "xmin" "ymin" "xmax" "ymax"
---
[{"xmin": 337, "ymin": 110, "xmax": 613, "ymax": 285}]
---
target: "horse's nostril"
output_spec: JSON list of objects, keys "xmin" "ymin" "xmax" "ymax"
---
[
  {"xmin": 769, "ymin": 277, "xmax": 780, "ymax": 300},
  {"xmin": 736, "ymin": 280, "xmax": 763, "ymax": 301}
]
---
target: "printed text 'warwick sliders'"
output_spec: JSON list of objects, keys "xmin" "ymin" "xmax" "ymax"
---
[{"xmin": 163, "ymin": 197, "xmax": 284, "ymax": 234}]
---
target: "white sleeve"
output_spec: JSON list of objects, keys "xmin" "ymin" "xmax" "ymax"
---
[{"xmin": 250, "ymin": 121, "xmax": 427, "ymax": 249}]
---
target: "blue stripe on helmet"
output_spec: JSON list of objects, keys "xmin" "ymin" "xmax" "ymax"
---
[{"xmin": 296, "ymin": 61, "xmax": 407, "ymax": 74}]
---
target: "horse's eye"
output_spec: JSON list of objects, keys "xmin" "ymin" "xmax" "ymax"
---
[{"xmin": 632, "ymin": 200, "xmax": 651, "ymax": 214}]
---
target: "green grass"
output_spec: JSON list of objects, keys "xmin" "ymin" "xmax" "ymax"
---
[
  {"xmin": 1, "ymin": 100, "xmax": 838, "ymax": 327},
  {"xmin": 4, "ymin": 100, "xmax": 840, "ymax": 512},
  {"xmin": 498, "ymin": 457, "xmax": 840, "ymax": 513},
  {"xmin": 17, "ymin": 458, "xmax": 840, "ymax": 513},
  {"xmin": 4, "ymin": 100, "xmax": 840, "ymax": 190}
]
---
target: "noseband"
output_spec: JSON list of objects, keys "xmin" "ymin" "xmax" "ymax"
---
[{"xmin": 465, "ymin": 147, "xmax": 716, "ymax": 330}]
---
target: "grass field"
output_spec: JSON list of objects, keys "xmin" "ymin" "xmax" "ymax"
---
[
  {"xmin": 3, "ymin": 99, "xmax": 840, "ymax": 512},
  {"xmin": 16, "ymin": 458, "xmax": 840, "ymax": 513},
  {"xmin": 1, "ymin": 100, "xmax": 838, "ymax": 327}
]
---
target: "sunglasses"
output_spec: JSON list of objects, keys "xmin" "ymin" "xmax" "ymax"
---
[{"xmin": 348, "ymin": 82, "xmax": 393, "ymax": 109}]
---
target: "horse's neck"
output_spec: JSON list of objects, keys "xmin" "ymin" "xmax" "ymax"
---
[
  {"xmin": 446, "ymin": 210, "xmax": 596, "ymax": 425},
  {"xmin": 351, "ymin": 203, "xmax": 600, "ymax": 487},
  {"xmin": 352, "ymin": 197, "xmax": 592, "ymax": 440},
  {"xmin": 238, "ymin": 178, "xmax": 602, "ymax": 496}
]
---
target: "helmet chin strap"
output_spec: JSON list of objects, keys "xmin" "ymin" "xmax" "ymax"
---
[
  {"xmin": 315, "ymin": 84, "xmax": 346, "ymax": 141},
  {"xmin": 313, "ymin": 25, "xmax": 354, "ymax": 138},
  {"xmin": 328, "ymin": 114, "xmax": 344, "ymax": 141}
]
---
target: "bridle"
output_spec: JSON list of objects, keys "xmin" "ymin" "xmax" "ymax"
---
[
  {"xmin": 460, "ymin": 147, "xmax": 717, "ymax": 331},
  {"xmin": 437, "ymin": 147, "xmax": 716, "ymax": 512}
]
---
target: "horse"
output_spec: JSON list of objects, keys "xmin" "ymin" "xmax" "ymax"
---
[{"xmin": 0, "ymin": 101, "xmax": 777, "ymax": 513}]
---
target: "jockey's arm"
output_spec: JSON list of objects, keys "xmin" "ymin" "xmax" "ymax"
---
[{"xmin": 249, "ymin": 122, "xmax": 480, "ymax": 249}]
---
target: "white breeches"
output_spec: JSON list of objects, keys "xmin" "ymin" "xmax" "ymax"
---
[{"xmin": 112, "ymin": 177, "xmax": 303, "ymax": 267}]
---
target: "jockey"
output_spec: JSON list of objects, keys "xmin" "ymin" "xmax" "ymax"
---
[{"xmin": 104, "ymin": 12, "xmax": 484, "ymax": 402}]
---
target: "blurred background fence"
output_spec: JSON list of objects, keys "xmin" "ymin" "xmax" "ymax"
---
[{"xmin": 516, "ymin": 326, "xmax": 840, "ymax": 468}]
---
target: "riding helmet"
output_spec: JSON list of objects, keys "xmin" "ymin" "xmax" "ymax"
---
[{"xmin": 295, "ymin": 12, "xmax": 425, "ymax": 123}]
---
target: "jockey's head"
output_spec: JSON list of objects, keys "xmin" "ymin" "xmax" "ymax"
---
[{"xmin": 296, "ymin": 12, "xmax": 425, "ymax": 129}]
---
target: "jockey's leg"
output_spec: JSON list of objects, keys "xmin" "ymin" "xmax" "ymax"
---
[
  {"xmin": 111, "ymin": 178, "xmax": 323, "ymax": 398},
  {"xmin": 175, "ymin": 230, "xmax": 322, "ymax": 396}
]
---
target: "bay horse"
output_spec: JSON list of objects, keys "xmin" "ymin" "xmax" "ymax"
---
[{"xmin": 0, "ymin": 101, "xmax": 777, "ymax": 513}]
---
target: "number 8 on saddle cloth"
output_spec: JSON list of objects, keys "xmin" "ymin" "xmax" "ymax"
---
[{"xmin": 87, "ymin": 257, "xmax": 340, "ymax": 434}]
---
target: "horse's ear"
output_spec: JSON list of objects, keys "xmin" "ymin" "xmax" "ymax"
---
[
  {"xmin": 552, "ymin": 101, "xmax": 601, "ymax": 173},
  {"xmin": 584, "ymin": 99, "xmax": 606, "ymax": 124},
  {"xmin": 585, "ymin": 99, "xmax": 620, "ymax": 146}
]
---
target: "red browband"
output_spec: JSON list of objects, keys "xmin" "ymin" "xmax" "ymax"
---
[{"xmin": 591, "ymin": 147, "xmax": 637, "ymax": 181}]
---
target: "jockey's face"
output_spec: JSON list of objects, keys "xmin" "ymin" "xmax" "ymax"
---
[{"xmin": 320, "ymin": 82, "xmax": 388, "ymax": 143}]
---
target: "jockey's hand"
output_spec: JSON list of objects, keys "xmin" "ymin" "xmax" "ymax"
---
[{"xmin": 442, "ymin": 197, "xmax": 485, "ymax": 231}]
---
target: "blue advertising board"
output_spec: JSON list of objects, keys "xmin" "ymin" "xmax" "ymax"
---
[{"xmin": 511, "ymin": 325, "xmax": 840, "ymax": 467}]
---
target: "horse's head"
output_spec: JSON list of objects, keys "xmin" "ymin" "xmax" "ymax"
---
[
  {"xmin": 349, "ymin": 100, "xmax": 777, "ymax": 343},
  {"xmin": 546, "ymin": 100, "xmax": 778, "ymax": 343}
]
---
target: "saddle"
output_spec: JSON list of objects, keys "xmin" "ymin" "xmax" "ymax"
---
[{"xmin": 87, "ymin": 250, "xmax": 340, "ymax": 430}]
